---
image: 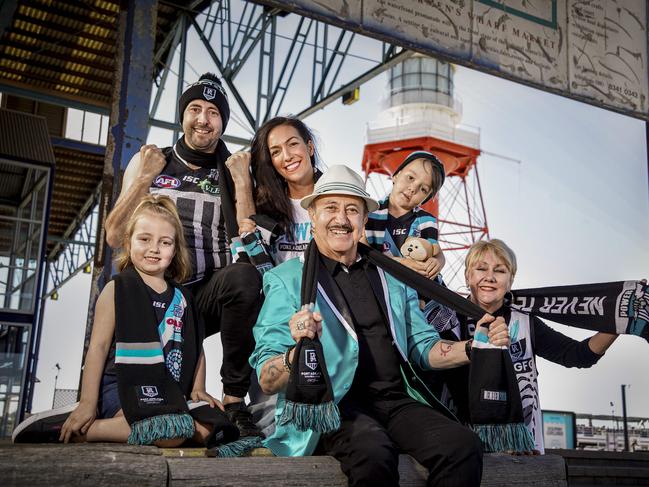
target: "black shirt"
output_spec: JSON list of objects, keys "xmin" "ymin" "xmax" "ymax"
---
[
  {"xmin": 385, "ymin": 211, "xmax": 417, "ymax": 251},
  {"xmin": 320, "ymin": 254, "xmax": 407, "ymax": 401}
]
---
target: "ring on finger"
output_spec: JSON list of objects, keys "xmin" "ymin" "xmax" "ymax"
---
[{"xmin": 296, "ymin": 320, "xmax": 305, "ymax": 330}]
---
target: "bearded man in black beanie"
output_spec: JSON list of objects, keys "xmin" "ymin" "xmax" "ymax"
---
[{"xmin": 105, "ymin": 73, "xmax": 263, "ymax": 439}]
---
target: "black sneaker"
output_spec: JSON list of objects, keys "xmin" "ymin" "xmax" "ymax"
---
[
  {"xmin": 224, "ymin": 402, "xmax": 264, "ymax": 438},
  {"xmin": 12, "ymin": 402, "xmax": 78, "ymax": 443}
]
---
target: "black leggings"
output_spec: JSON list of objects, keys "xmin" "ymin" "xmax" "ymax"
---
[
  {"xmin": 190, "ymin": 263, "xmax": 263, "ymax": 398},
  {"xmin": 320, "ymin": 397, "xmax": 483, "ymax": 487}
]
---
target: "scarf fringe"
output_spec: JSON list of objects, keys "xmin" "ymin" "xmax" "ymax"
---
[
  {"xmin": 209, "ymin": 435, "xmax": 264, "ymax": 457},
  {"xmin": 472, "ymin": 422, "xmax": 536, "ymax": 453},
  {"xmin": 277, "ymin": 399, "xmax": 341, "ymax": 433},
  {"xmin": 127, "ymin": 413, "xmax": 195, "ymax": 445}
]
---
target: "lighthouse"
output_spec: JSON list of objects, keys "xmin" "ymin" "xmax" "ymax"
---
[{"xmin": 362, "ymin": 54, "xmax": 489, "ymax": 289}]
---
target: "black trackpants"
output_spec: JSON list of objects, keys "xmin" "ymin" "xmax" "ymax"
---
[
  {"xmin": 320, "ymin": 397, "xmax": 483, "ymax": 487},
  {"xmin": 190, "ymin": 262, "xmax": 263, "ymax": 398}
]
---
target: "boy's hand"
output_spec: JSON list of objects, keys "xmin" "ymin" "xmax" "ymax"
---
[
  {"xmin": 190, "ymin": 390, "xmax": 224, "ymax": 411},
  {"xmin": 394, "ymin": 256, "xmax": 431, "ymax": 278},
  {"xmin": 423, "ymin": 256, "xmax": 444, "ymax": 279},
  {"xmin": 60, "ymin": 400, "xmax": 96, "ymax": 443}
]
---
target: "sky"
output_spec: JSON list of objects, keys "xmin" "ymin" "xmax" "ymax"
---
[{"xmin": 31, "ymin": 30, "xmax": 649, "ymax": 420}]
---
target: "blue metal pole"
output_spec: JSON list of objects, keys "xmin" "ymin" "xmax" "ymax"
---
[
  {"xmin": 20, "ymin": 162, "xmax": 55, "ymax": 419},
  {"xmin": 82, "ymin": 0, "xmax": 158, "ymax": 365}
]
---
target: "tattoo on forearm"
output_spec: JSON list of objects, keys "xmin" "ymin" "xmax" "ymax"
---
[
  {"xmin": 264, "ymin": 356, "xmax": 285, "ymax": 383},
  {"xmin": 267, "ymin": 363, "xmax": 281, "ymax": 380},
  {"xmin": 439, "ymin": 340, "xmax": 454, "ymax": 357}
]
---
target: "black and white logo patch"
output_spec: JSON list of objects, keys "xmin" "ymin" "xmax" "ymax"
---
[
  {"xmin": 509, "ymin": 338, "xmax": 527, "ymax": 360},
  {"xmin": 142, "ymin": 386, "xmax": 159, "ymax": 398},
  {"xmin": 203, "ymin": 86, "xmax": 216, "ymax": 100},
  {"xmin": 305, "ymin": 349, "xmax": 318, "ymax": 371},
  {"xmin": 137, "ymin": 385, "xmax": 166, "ymax": 406}
]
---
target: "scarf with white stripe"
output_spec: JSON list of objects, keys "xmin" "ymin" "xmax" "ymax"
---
[
  {"xmin": 114, "ymin": 267, "xmax": 258, "ymax": 454},
  {"xmin": 114, "ymin": 267, "xmax": 200, "ymax": 444}
]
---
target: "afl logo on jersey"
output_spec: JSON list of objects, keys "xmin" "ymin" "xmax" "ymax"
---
[{"xmin": 154, "ymin": 175, "xmax": 180, "ymax": 189}]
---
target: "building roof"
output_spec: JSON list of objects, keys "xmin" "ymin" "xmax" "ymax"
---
[
  {"xmin": 0, "ymin": 108, "xmax": 54, "ymax": 259},
  {"xmin": 0, "ymin": 0, "xmax": 206, "ymax": 261},
  {"xmin": 0, "ymin": 0, "xmax": 197, "ymax": 110},
  {"xmin": 0, "ymin": 108, "xmax": 55, "ymax": 165}
]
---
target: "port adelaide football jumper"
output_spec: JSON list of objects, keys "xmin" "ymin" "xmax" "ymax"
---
[{"xmin": 150, "ymin": 139, "xmax": 230, "ymax": 284}]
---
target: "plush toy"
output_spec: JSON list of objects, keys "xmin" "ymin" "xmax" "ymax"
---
[
  {"xmin": 399, "ymin": 236, "xmax": 442, "ymax": 310},
  {"xmin": 400, "ymin": 236, "xmax": 440, "ymax": 261}
]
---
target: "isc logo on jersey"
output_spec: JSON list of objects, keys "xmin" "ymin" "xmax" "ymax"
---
[{"xmin": 154, "ymin": 175, "xmax": 181, "ymax": 189}]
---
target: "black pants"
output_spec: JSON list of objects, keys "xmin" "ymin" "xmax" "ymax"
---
[
  {"xmin": 190, "ymin": 262, "xmax": 263, "ymax": 398},
  {"xmin": 320, "ymin": 397, "xmax": 483, "ymax": 487}
]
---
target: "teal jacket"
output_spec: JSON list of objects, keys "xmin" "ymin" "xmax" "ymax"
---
[{"xmin": 249, "ymin": 256, "xmax": 447, "ymax": 457}]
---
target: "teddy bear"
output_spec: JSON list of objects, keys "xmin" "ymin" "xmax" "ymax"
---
[
  {"xmin": 399, "ymin": 236, "xmax": 440, "ymax": 262},
  {"xmin": 400, "ymin": 236, "xmax": 442, "ymax": 310}
]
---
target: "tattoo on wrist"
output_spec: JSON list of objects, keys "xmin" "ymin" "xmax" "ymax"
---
[{"xmin": 439, "ymin": 340, "xmax": 454, "ymax": 357}]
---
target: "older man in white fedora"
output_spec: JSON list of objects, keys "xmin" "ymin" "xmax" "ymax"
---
[{"xmin": 250, "ymin": 165, "xmax": 489, "ymax": 486}]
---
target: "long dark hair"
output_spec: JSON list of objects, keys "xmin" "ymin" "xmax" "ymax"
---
[{"xmin": 251, "ymin": 116, "xmax": 320, "ymax": 231}]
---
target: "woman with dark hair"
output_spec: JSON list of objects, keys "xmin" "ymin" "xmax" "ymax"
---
[
  {"xmin": 225, "ymin": 116, "xmax": 323, "ymax": 436},
  {"xmin": 226, "ymin": 115, "xmax": 321, "ymax": 264}
]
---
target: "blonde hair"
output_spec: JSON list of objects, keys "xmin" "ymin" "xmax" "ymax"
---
[
  {"xmin": 115, "ymin": 195, "xmax": 191, "ymax": 282},
  {"xmin": 465, "ymin": 239, "xmax": 517, "ymax": 278}
]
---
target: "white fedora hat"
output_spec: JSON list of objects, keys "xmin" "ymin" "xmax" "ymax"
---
[{"xmin": 300, "ymin": 165, "xmax": 379, "ymax": 212}]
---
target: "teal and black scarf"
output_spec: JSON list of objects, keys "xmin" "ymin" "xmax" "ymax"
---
[
  {"xmin": 279, "ymin": 240, "xmax": 340, "ymax": 433},
  {"xmin": 113, "ymin": 267, "xmax": 240, "ymax": 450}
]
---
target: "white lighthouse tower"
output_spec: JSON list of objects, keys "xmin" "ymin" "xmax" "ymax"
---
[{"xmin": 362, "ymin": 54, "xmax": 488, "ymax": 289}]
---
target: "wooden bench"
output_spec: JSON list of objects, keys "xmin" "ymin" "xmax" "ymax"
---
[
  {"xmin": 1, "ymin": 444, "xmax": 567, "ymax": 486},
  {"xmin": 548, "ymin": 449, "xmax": 649, "ymax": 486}
]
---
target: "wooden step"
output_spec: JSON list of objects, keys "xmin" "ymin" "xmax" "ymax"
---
[{"xmin": 1, "ymin": 443, "xmax": 567, "ymax": 486}]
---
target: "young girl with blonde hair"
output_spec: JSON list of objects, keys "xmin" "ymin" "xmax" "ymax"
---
[{"xmin": 15, "ymin": 195, "xmax": 238, "ymax": 448}]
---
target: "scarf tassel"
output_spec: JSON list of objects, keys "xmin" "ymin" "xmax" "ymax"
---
[
  {"xmin": 127, "ymin": 413, "xmax": 195, "ymax": 445},
  {"xmin": 208, "ymin": 436, "xmax": 264, "ymax": 457},
  {"xmin": 472, "ymin": 422, "xmax": 536, "ymax": 453},
  {"xmin": 277, "ymin": 399, "xmax": 341, "ymax": 433}
]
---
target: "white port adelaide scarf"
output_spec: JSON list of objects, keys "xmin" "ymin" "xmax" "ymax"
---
[
  {"xmin": 511, "ymin": 280, "xmax": 649, "ymax": 342},
  {"xmin": 466, "ymin": 323, "xmax": 535, "ymax": 452},
  {"xmin": 113, "ymin": 267, "xmax": 240, "ymax": 450}
]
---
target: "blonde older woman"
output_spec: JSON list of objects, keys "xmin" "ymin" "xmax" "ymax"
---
[{"xmin": 429, "ymin": 239, "xmax": 618, "ymax": 454}]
